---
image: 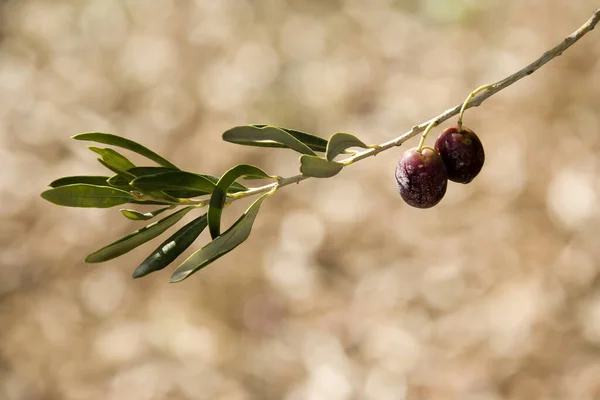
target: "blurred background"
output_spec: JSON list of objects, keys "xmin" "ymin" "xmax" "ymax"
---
[{"xmin": 1, "ymin": 1, "xmax": 600, "ymax": 399}]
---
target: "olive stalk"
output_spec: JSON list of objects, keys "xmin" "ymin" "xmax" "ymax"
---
[{"xmin": 163, "ymin": 9, "xmax": 600, "ymax": 208}]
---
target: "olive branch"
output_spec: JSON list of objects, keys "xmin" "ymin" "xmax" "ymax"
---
[{"xmin": 41, "ymin": 9, "xmax": 600, "ymax": 283}]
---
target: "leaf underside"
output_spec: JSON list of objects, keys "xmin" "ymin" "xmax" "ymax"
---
[
  {"xmin": 299, "ymin": 155, "xmax": 344, "ymax": 178},
  {"xmin": 222, "ymin": 125, "xmax": 327, "ymax": 155},
  {"xmin": 325, "ymin": 132, "xmax": 369, "ymax": 161}
]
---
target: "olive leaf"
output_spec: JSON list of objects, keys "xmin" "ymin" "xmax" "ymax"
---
[
  {"xmin": 49, "ymin": 176, "xmax": 111, "ymax": 188},
  {"xmin": 131, "ymin": 171, "xmax": 251, "ymax": 199},
  {"xmin": 222, "ymin": 125, "xmax": 323, "ymax": 155},
  {"xmin": 107, "ymin": 174, "xmax": 133, "ymax": 190},
  {"xmin": 267, "ymin": 125, "xmax": 329, "ymax": 152},
  {"xmin": 105, "ymin": 167, "xmax": 183, "ymax": 203},
  {"xmin": 131, "ymin": 171, "xmax": 218, "ymax": 196},
  {"xmin": 299, "ymin": 155, "xmax": 344, "ymax": 178},
  {"xmin": 201, "ymin": 176, "xmax": 249, "ymax": 193},
  {"xmin": 208, "ymin": 164, "xmax": 276, "ymax": 239},
  {"xmin": 127, "ymin": 166, "xmax": 178, "ymax": 176},
  {"xmin": 325, "ymin": 132, "xmax": 369, "ymax": 161},
  {"xmin": 120, "ymin": 206, "xmax": 172, "ymax": 221},
  {"xmin": 129, "ymin": 199, "xmax": 176, "ymax": 205},
  {"xmin": 88, "ymin": 146, "xmax": 136, "ymax": 173},
  {"xmin": 170, "ymin": 191, "xmax": 272, "ymax": 283},
  {"xmin": 97, "ymin": 159, "xmax": 136, "ymax": 180},
  {"xmin": 107, "ymin": 167, "xmax": 178, "ymax": 191},
  {"xmin": 132, "ymin": 213, "xmax": 208, "ymax": 279},
  {"xmin": 41, "ymin": 184, "xmax": 134, "ymax": 208},
  {"xmin": 85, "ymin": 206, "xmax": 193, "ymax": 263},
  {"xmin": 73, "ymin": 132, "xmax": 179, "ymax": 169}
]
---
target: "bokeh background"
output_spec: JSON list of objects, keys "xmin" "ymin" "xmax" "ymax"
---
[{"xmin": 1, "ymin": 1, "xmax": 600, "ymax": 399}]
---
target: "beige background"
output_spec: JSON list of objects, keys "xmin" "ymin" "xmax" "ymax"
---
[{"xmin": 1, "ymin": 1, "xmax": 600, "ymax": 399}]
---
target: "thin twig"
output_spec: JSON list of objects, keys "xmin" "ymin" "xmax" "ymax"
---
[{"xmin": 214, "ymin": 9, "xmax": 599, "ymax": 204}]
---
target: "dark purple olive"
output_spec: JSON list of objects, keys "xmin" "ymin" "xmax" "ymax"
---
[
  {"xmin": 395, "ymin": 147, "xmax": 448, "ymax": 209},
  {"xmin": 434, "ymin": 126, "xmax": 485, "ymax": 184}
]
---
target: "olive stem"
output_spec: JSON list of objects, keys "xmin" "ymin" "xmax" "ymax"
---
[
  {"xmin": 417, "ymin": 120, "xmax": 439, "ymax": 153},
  {"xmin": 456, "ymin": 84, "xmax": 495, "ymax": 131},
  {"xmin": 175, "ymin": 9, "xmax": 600, "ymax": 208}
]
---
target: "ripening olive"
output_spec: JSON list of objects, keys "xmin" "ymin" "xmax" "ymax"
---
[
  {"xmin": 434, "ymin": 126, "xmax": 485, "ymax": 184},
  {"xmin": 395, "ymin": 147, "xmax": 448, "ymax": 208}
]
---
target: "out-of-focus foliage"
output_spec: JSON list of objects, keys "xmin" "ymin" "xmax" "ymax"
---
[{"xmin": 1, "ymin": 0, "xmax": 600, "ymax": 399}]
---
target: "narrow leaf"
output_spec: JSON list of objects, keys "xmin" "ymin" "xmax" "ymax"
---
[
  {"xmin": 170, "ymin": 192, "xmax": 271, "ymax": 283},
  {"xmin": 299, "ymin": 155, "xmax": 344, "ymax": 178},
  {"xmin": 107, "ymin": 174, "xmax": 132, "ymax": 190},
  {"xmin": 222, "ymin": 125, "xmax": 317, "ymax": 155},
  {"xmin": 73, "ymin": 132, "xmax": 179, "ymax": 169},
  {"xmin": 120, "ymin": 183, "xmax": 179, "ymax": 204},
  {"xmin": 325, "ymin": 132, "xmax": 369, "ymax": 161},
  {"xmin": 85, "ymin": 206, "xmax": 193, "ymax": 263},
  {"xmin": 49, "ymin": 176, "xmax": 110, "ymax": 188},
  {"xmin": 127, "ymin": 166, "xmax": 178, "ymax": 177},
  {"xmin": 88, "ymin": 146, "xmax": 136, "ymax": 173},
  {"xmin": 120, "ymin": 206, "xmax": 172, "ymax": 221},
  {"xmin": 131, "ymin": 171, "xmax": 217, "ymax": 196},
  {"xmin": 115, "ymin": 167, "xmax": 183, "ymax": 203},
  {"xmin": 132, "ymin": 214, "xmax": 208, "ymax": 279},
  {"xmin": 98, "ymin": 159, "xmax": 135, "ymax": 179},
  {"xmin": 41, "ymin": 184, "xmax": 133, "ymax": 208},
  {"xmin": 253, "ymin": 125, "xmax": 329, "ymax": 152},
  {"xmin": 202, "ymin": 175, "xmax": 249, "ymax": 193},
  {"xmin": 282, "ymin": 127, "xmax": 328, "ymax": 152},
  {"xmin": 208, "ymin": 164, "xmax": 275, "ymax": 239},
  {"xmin": 130, "ymin": 199, "xmax": 176, "ymax": 205},
  {"xmin": 122, "ymin": 170, "xmax": 247, "ymax": 199},
  {"xmin": 107, "ymin": 167, "xmax": 178, "ymax": 190}
]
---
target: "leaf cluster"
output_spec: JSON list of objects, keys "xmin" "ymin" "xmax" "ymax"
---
[{"xmin": 41, "ymin": 126, "xmax": 371, "ymax": 282}]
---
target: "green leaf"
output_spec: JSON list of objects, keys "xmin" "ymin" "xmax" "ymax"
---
[
  {"xmin": 73, "ymin": 132, "xmax": 179, "ymax": 169},
  {"xmin": 85, "ymin": 206, "xmax": 193, "ymax": 263},
  {"xmin": 120, "ymin": 206, "xmax": 172, "ymax": 221},
  {"xmin": 107, "ymin": 167, "xmax": 177, "ymax": 189},
  {"xmin": 132, "ymin": 214, "xmax": 208, "ymax": 279},
  {"xmin": 208, "ymin": 164, "xmax": 276, "ymax": 239},
  {"xmin": 256, "ymin": 125, "xmax": 329, "ymax": 152},
  {"xmin": 107, "ymin": 174, "xmax": 132, "ymax": 190},
  {"xmin": 131, "ymin": 171, "xmax": 217, "ymax": 196},
  {"xmin": 49, "ymin": 176, "xmax": 110, "ymax": 188},
  {"xmin": 144, "ymin": 190, "xmax": 180, "ymax": 204},
  {"xmin": 89, "ymin": 147, "xmax": 136, "ymax": 176},
  {"xmin": 325, "ymin": 132, "xmax": 369, "ymax": 161},
  {"xmin": 202, "ymin": 176, "xmax": 249, "ymax": 193},
  {"xmin": 111, "ymin": 169, "xmax": 247, "ymax": 199},
  {"xmin": 129, "ymin": 199, "xmax": 175, "ymax": 205},
  {"xmin": 131, "ymin": 171, "xmax": 250, "ymax": 200},
  {"xmin": 299, "ymin": 155, "xmax": 344, "ymax": 178},
  {"xmin": 222, "ymin": 125, "xmax": 318, "ymax": 155},
  {"xmin": 41, "ymin": 184, "xmax": 133, "ymax": 208},
  {"xmin": 170, "ymin": 192, "xmax": 272, "ymax": 283},
  {"xmin": 98, "ymin": 159, "xmax": 135, "ymax": 179},
  {"xmin": 107, "ymin": 172, "xmax": 180, "ymax": 204},
  {"xmin": 127, "ymin": 166, "xmax": 178, "ymax": 177}
]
